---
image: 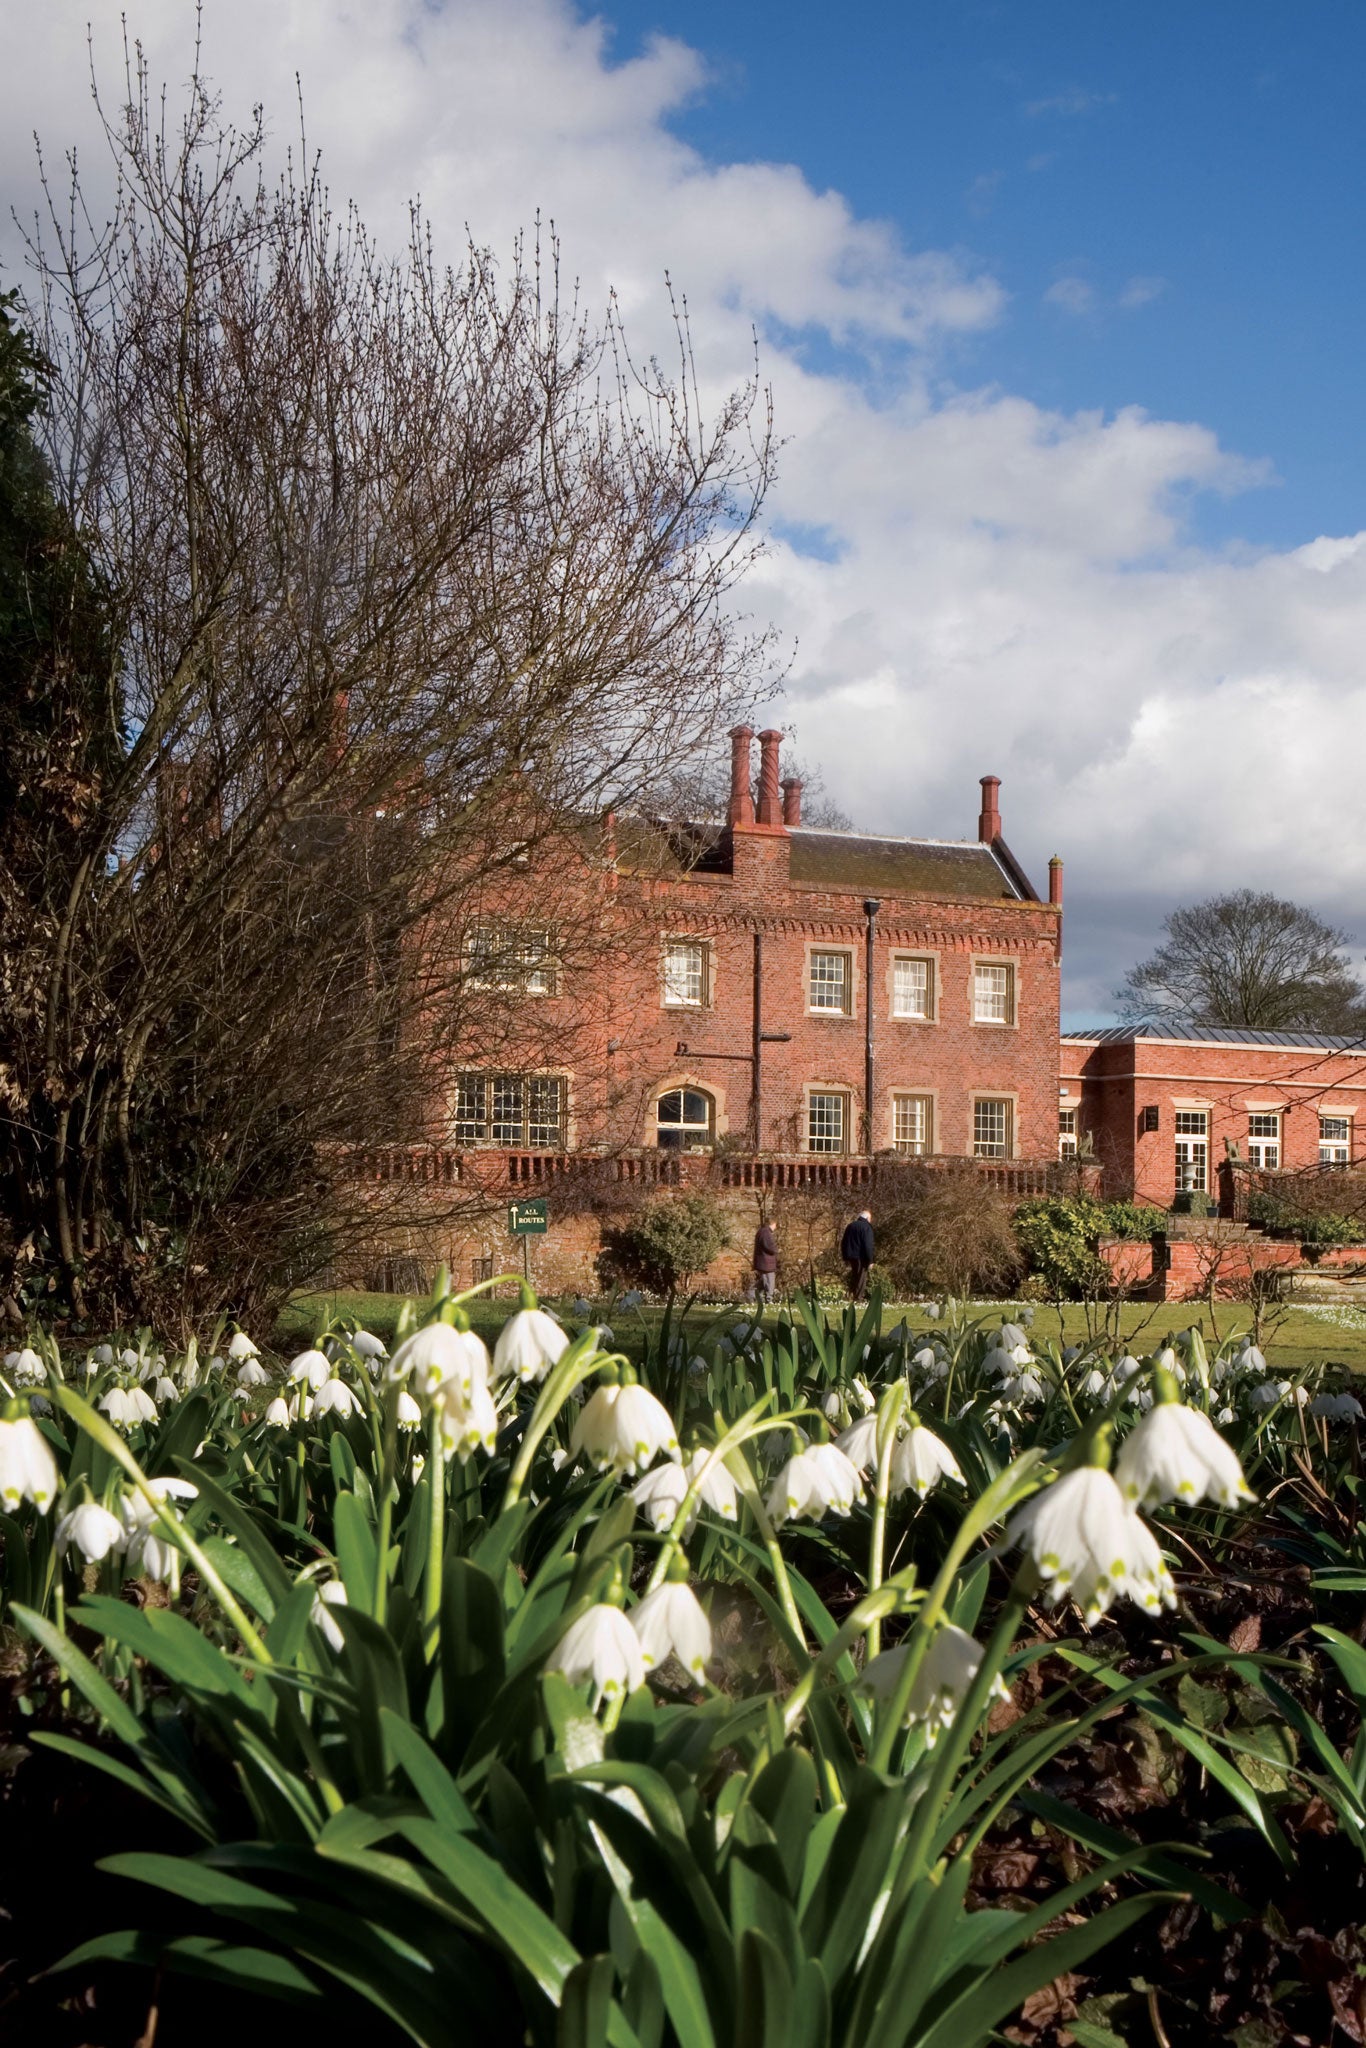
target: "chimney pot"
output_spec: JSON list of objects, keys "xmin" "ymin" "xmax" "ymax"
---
[
  {"xmin": 781, "ymin": 776, "xmax": 803, "ymax": 826},
  {"xmin": 978, "ymin": 774, "xmax": 1002, "ymax": 844},
  {"xmin": 728, "ymin": 726, "xmax": 755, "ymax": 826},
  {"xmin": 1048, "ymin": 855, "xmax": 1063, "ymax": 907},
  {"xmin": 757, "ymin": 728, "xmax": 784, "ymax": 826}
]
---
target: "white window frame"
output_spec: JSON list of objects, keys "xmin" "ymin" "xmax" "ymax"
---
[
  {"xmin": 892, "ymin": 1093, "xmax": 933, "ymax": 1156},
  {"xmin": 1320, "ymin": 1114, "xmax": 1353, "ymax": 1167},
  {"xmin": 972, "ymin": 959, "xmax": 1015, "ymax": 1026},
  {"xmin": 973, "ymin": 1097, "xmax": 1013, "ymax": 1159},
  {"xmin": 1058, "ymin": 1107, "xmax": 1078, "ymax": 1159},
  {"xmin": 1174, "ymin": 1109, "xmax": 1209, "ymax": 1194},
  {"xmin": 806, "ymin": 1089, "xmax": 848, "ymax": 1153},
  {"xmin": 1247, "ymin": 1112, "xmax": 1280, "ymax": 1171},
  {"xmin": 655, "ymin": 1085, "xmax": 714, "ymax": 1150},
  {"xmin": 808, "ymin": 949, "xmax": 853, "ymax": 1016},
  {"xmin": 890, "ymin": 954, "xmax": 934, "ymax": 1021},
  {"xmin": 454, "ymin": 1072, "xmax": 566, "ymax": 1149},
  {"xmin": 464, "ymin": 922, "xmax": 555, "ymax": 996},
  {"xmin": 661, "ymin": 939, "xmax": 708, "ymax": 1009}
]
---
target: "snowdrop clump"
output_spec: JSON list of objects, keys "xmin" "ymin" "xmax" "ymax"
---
[{"xmin": 767, "ymin": 1440, "xmax": 863, "ymax": 1526}]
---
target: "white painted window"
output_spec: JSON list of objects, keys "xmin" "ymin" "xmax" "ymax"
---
[
  {"xmin": 662, "ymin": 940, "xmax": 707, "ymax": 1007},
  {"xmin": 973, "ymin": 961, "xmax": 1014, "ymax": 1024},
  {"xmin": 655, "ymin": 1087, "xmax": 713, "ymax": 1150},
  {"xmin": 893, "ymin": 1094, "xmax": 932, "ymax": 1155},
  {"xmin": 973, "ymin": 1099, "xmax": 1012, "ymax": 1158},
  {"xmin": 809, "ymin": 951, "xmax": 851, "ymax": 1014},
  {"xmin": 1247, "ymin": 1112, "xmax": 1280, "ymax": 1170},
  {"xmin": 807, "ymin": 1091, "xmax": 847, "ymax": 1152},
  {"xmin": 1320, "ymin": 1115, "xmax": 1352, "ymax": 1166},
  {"xmin": 454, "ymin": 1074, "xmax": 565, "ymax": 1148},
  {"xmin": 892, "ymin": 956, "xmax": 932, "ymax": 1019},
  {"xmin": 1174, "ymin": 1109, "xmax": 1208, "ymax": 1193},
  {"xmin": 1058, "ymin": 1107, "xmax": 1077, "ymax": 1158},
  {"xmin": 464, "ymin": 924, "xmax": 554, "ymax": 995}
]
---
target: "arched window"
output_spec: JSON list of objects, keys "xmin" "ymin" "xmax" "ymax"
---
[{"xmin": 655, "ymin": 1087, "xmax": 714, "ymax": 1150}]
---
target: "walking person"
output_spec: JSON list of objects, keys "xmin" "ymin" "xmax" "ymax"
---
[
  {"xmin": 751, "ymin": 1208, "xmax": 778, "ymax": 1303},
  {"xmin": 840, "ymin": 1208, "xmax": 875, "ymax": 1302}
]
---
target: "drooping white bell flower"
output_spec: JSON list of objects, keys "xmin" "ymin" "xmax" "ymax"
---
[
  {"xmin": 822, "ymin": 1389, "xmax": 846, "ymax": 1423},
  {"xmin": 687, "ymin": 1446, "xmax": 739, "ymax": 1522},
  {"xmin": 1215, "ymin": 1405, "xmax": 1236, "ymax": 1427},
  {"xmin": 492, "ymin": 1308, "xmax": 570, "ymax": 1384},
  {"xmin": 835, "ymin": 1412, "xmax": 882, "ymax": 1474},
  {"xmin": 55, "ymin": 1500, "xmax": 126, "ymax": 1562},
  {"xmin": 1247, "ymin": 1380, "xmax": 1292, "ymax": 1411},
  {"xmin": 1115, "ymin": 1396, "xmax": 1253, "ymax": 1511},
  {"xmin": 572, "ymin": 1379, "xmax": 679, "ymax": 1477},
  {"xmin": 313, "ymin": 1377, "xmax": 360, "ymax": 1419},
  {"xmin": 227, "ymin": 1332, "xmax": 259, "ymax": 1360},
  {"xmin": 100, "ymin": 1385, "xmax": 158, "ymax": 1429},
  {"xmin": 396, "ymin": 1390, "xmax": 423, "ymax": 1430},
  {"xmin": 151, "ymin": 1377, "xmax": 179, "ymax": 1404},
  {"xmin": 0, "ymin": 1415, "xmax": 60, "ymax": 1513},
  {"xmin": 287, "ymin": 1350, "xmax": 331, "ymax": 1391},
  {"xmin": 889, "ymin": 1424, "xmax": 965, "ymax": 1500},
  {"xmin": 5, "ymin": 1347, "xmax": 44, "ymax": 1385},
  {"xmin": 766, "ymin": 1441, "xmax": 864, "ymax": 1526},
  {"xmin": 1079, "ymin": 1368, "xmax": 1108, "ymax": 1399},
  {"xmin": 313, "ymin": 1579, "xmax": 349, "ymax": 1652},
  {"xmin": 982, "ymin": 1345, "xmax": 1014, "ymax": 1380},
  {"xmin": 93, "ymin": 1344, "xmax": 115, "ymax": 1367},
  {"xmin": 1006, "ymin": 1465, "xmax": 1176, "ymax": 1623},
  {"xmin": 434, "ymin": 1376, "xmax": 498, "ymax": 1459},
  {"xmin": 1002, "ymin": 1370, "xmax": 1046, "ymax": 1405},
  {"xmin": 1312, "ymin": 1391, "xmax": 1364, "ymax": 1422},
  {"xmin": 262, "ymin": 1397, "xmax": 291, "ymax": 1427},
  {"xmin": 545, "ymin": 1602, "xmax": 646, "ymax": 1707},
  {"xmin": 288, "ymin": 1390, "xmax": 312, "ymax": 1423},
  {"xmin": 351, "ymin": 1329, "xmax": 387, "ymax": 1361},
  {"xmin": 1000, "ymin": 1322, "xmax": 1028, "ymax": 1350},
  {"xmin": 387, "ymin": 1322, "xmax": 490, "ymax": 1397},
  {"xmin": 630, "ymin": 1579, "xmax": 712, "ymax": 1678},
  {"xmin": 1242, "ymin": 1345, "xmax": 1268, "ymax": 1377},
  {"xmin": 860, "ymin": 1623, "xmax": 1009, "ymax": 1742},
  {"xmin": 121, "ymin": 1477, "xmax": 198, "ymax": 1579},
  {"xmin": 236, "ymin": 1359, "xmax": 270, "ymax": 1388},
  {"xmin": 119, "ymin": 1348, "xmax": 141, "ymax": 1370},
  {"xmin": 912, "ymin": 1346, "xmax": 940, "ymax": 1375},
  {"xmin": 630, "ymin": 1459, "xmax": 694, "ymax": 1534}
]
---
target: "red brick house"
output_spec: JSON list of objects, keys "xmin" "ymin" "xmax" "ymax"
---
[{"xmin": 1061, "ymin": 1021, "xmax": 1366, "ymax": 1206}]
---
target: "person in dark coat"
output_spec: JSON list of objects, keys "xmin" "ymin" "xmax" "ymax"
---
[
  {"xmin": 840, "ymin": 1209, "xmax": 875, "ymax": 1302},
  {"xmin": 752, "ymin": 1212, "xmax": 779, "ymax": 1302}
]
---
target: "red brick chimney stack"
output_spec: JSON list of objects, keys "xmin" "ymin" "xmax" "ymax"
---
[
  {"xmin": 728, "ymin": 726, "xmax": 755, "ymax": 826},
  {"xmin": 1048, "ymin": 855, "xmax": 1063, "ymax": 906},
  {"xmin": 756, "ymin": 729, "xmax": 784, "ymax": 826},
  {"xmin": 781, "ymin": 776, "xmax": 803, "ymax": 826},
  {"xmin": 978, "ymin": 774, "xmax": 1002, "ymax": 844}
]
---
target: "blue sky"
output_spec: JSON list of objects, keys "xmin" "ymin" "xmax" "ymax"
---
[
  {"xmin": 6, "ymin": 1, "xmax": 1366, "ymax": 1026},
  {"xmin": 602, "ymin": 0, "xmax": 1366, "ymax": 557}
]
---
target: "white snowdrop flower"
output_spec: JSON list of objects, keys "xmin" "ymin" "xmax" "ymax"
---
[
  {"xmin": 411, "ymin": 1452, "xmax": 426, "ymax": 1483},
  {"xmin": 982, "ymin": 1345, "xmax": 1014, "ymax": 1379},
  {"xmin": 889, "ymin": 1424, "xmax": 965, "ymax": 1500},
  {"xmin": 235, "ymin": 1359, "xmax": 269, "ymax": 1388},
  {"xmin": 207, "ymin": 1354, "xmax": 226, "ymax": 1375},
  {"xmin": 396, "ymin": 1390, "xmax": 423, "ymax": 1430},
  {"xmin": 1000, "ymin": 1323, "xmax": 1028, "ymax": 1350},
  {"xmin": 1115, "ymin": 1401, "xmax": 1253, "ymax": 1510},
  {"xmin": 762, "ymin": 1424, "xmax": 808, "ymax": 1463},
  {"xmin": 493, "ymin": 1308, "xmax": 570, "ymax": 1384},
  {"xmin": 288, "ymin": 1390, "xmax": 312, "ymax": 1423},
  {"xmin": 835, "ymin": 1413, "xmax": 882, "ymax": 1474},
  {"xmin": 152, "ymin": 1377, "xmax": 179, "ymax": 1404},
  {"xmin": 912, "ymin": 1346, "xmax": 939, "ymax": 1373},
  {"xmin": 5, "ymin": 1347, "xmax": 44, "ymax": 1385},
  {"xmin": 313, "ymin": 1579, "xmax": 348, "ymax": 1652},
  {"xmin": 852, "ymin": 1376, "xmax": 877, "ymax": 1413},
  {"xmin": 1006, "ymin": 1466, "xmax": 1176, "ymax": 1623},
  {"xmin": 313, "ymin": 1377, "xmax": 360, "ymax": 1419},
  {"xmin": 545, "ymin": 1603, "xmax": 646, "ymax": 1707},
  {"xmin": 571, "ymin": 1299, "xmax": 593, "ymax": 1320},
  {"xmin": 387, "ymin": 1323, "xmax": 490, "ymax": 1398},
  {"xmin": 631, "ymin": 1459, "xmax": 694, "ymax": 1534},
  {"xmin": 0, "ymin": 1416, "xmax": 60, "ymax": 1512},
  {"xmin": 687, "ymin": 1447, "xmax": 738, "ymax": 1522},
  {"xmin": 120, "ymin": 1478, "xmax": 198, "ymax": 1580},
  {"xmin": 227, "ymin": 1332, "xmax": 258, "ymax": 1360},
  {"xmin": 287, "ymin": 1350, "xmax": 331, "ymax": 1391},
  {"xmin": 860, "ymin": 1623, "xmax": 1008, "ymax": 1741},
  {"xmin": 1293, "ymin": 1385, "xmax": 1311, "ymax": 1408},
  {"xmin": 435, "ymin": 1377, "xmax": 499, "ymax": 1460},
  {"xmin": 766, "ymin": 1442, "xmax": 863, "ymax": 1526},
  {"xmin": 630, "ymin": 1580, "xmax": 712, "ymax": 1678},
  {"xmin": 1003, "ymin": 1370, "xmax": 1046, "ymax": 1405},
  {"xmin": 119, "ymin": 1348, "xmax": 141, "ymax": 1370},
  {"xmin": 1080, "ymin": 1369, "xmax": 1108, "ymax": 1399},
  {"xmin": 1242, "ymin": 1345, "xmax": 1268, "ymax": 1376},
  {"xmin": 1312, "ymin": 1392, "xmax": 1364, "ymax": 1422},
  {"xmin": 100, "ymin": 1386, "xmax": 156, "ymax": 1429},
  {"xmin": 1216, "ymin": 1406, "xmax": 1236, "ymax": 1427},
  {"xmin": 351, "ymin": 1329, "xmax": 387, "ymax": 1361},
  {"xmin": 619, "ymin": 1291, "xmax": 644, "ymax": 1311},
  {"xmin": 571, "ymin": 1381, "xmax": 679, "ymax": 1477},
  {"xmin": 55, "ymin": 1500, "xmax": 126, "ymax": 1562},
  {"xmin": 1114, "ymin": 1356, "xmax": 1142, "ymax": 1383},
  {"xmin": 822, "ymin": 1389, "xmax": 845, "ymax": 1423},
  {"xmin": 93, "ymin": 1344, "xmax": 115, "ymax": 1367},
  {"xmin": 263, "ymin": 1397, "xmax": 291, "ymax": 1427},
  {"xmin": 1247, "ymin": 1381, "xmax": 1291, "ymax": 1411},
  {"xmin": 179, "ymin": 1360, "xmax": 202, "ymax": 1390}
]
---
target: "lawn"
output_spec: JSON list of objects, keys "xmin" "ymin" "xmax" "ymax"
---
[{"xmin": 276, "ymin": 1286, "xmax": 1366, "ymax": 1378}]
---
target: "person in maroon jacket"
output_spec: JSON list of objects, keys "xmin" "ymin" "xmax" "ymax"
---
[{"xmin": 751, "ymin": 1211, "xmax": 779, "ymax": 1302}]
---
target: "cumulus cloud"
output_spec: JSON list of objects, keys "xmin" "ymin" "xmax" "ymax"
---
[{"xmin": 3, "ymin": 1, "xmax": 1364, "ymax": 1019}]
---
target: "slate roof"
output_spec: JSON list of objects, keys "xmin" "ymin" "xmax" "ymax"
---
[
  {"xmin": 786, "ymin": 829, "xmax": 1026, "ymax": 901},
  {"xmin": 1063, "ymin": 1020, "xmax": 1366, "ymax": 1051}
]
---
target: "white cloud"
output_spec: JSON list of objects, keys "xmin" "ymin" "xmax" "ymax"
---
[
  {"xmin": 1044, "ymin": 275, "xmax": 1097, "ymax": 315},
  {"xmin": 4, "ymin": 1, "xmax": 1365, "ymax": 1017},
  {"xmin": 1024, "ymin": 89, "xmax": 1118, "ymax": 119},
  {"xmin": 1119, "ymin": 274, "xmax": 1168, "ymax": 309}
]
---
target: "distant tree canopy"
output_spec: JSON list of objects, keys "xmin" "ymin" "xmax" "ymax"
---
[{"xmin": 1117, "ymin": 890, "xmax": 1366, "ymax": 1036}]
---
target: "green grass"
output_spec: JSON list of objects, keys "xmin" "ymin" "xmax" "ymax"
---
[{"xmin": 276, "ymin": 1288, "xmax": 1366, "ymax": 1378}]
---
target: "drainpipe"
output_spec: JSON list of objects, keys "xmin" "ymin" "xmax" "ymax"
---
[
  {"xmin": 863, "ymin": 899, "xmax": 880, "ymax": 1154},
  {"xmin": 751, "ymin": 930, "xmax": 763, "ymax": 1147}
]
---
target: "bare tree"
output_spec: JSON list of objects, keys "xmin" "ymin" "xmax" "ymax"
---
[
  {"xmin": 0, "ymin": 41, "xmax": 776, "ymax": 1324},
  {"xmin": 1117, "ymin": 890, "xmax": 1366, "ymax": 1034}
]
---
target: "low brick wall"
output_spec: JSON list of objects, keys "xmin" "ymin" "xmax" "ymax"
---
[{"xmin": 1098, "ymin": 1233, "xmax": 1366, "ymax": 1303}]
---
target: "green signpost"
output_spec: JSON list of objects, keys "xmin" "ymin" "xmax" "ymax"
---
[{"xmin": 507, "ymin": 1198, "xmax": 549, "ymax": 1286}]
